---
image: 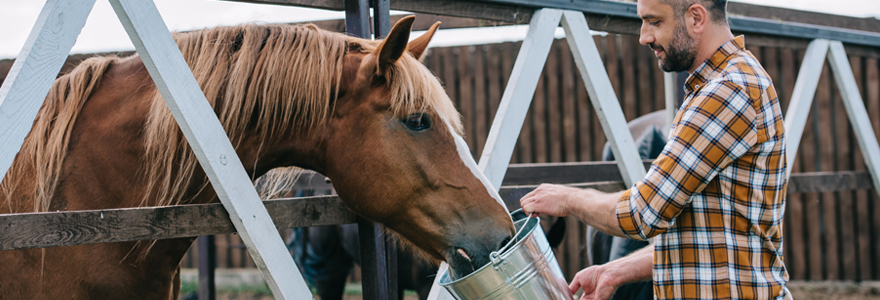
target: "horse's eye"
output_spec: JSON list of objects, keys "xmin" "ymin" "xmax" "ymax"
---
[{"xmin": 403, "ymin": 113, "xmax": 431, "ymax": 131}]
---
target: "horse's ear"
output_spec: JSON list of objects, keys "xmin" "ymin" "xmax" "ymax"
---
[
  {"xmin": 375, "ymin": 15, "xmax": 415, "ymax": 76},
  {"xmin": 407, "ymin": 21, "xmax": 440, "ymax": 60}
]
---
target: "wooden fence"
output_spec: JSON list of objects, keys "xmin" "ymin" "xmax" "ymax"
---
[
  {"xmin": 2, "ymin": 29, "xmax": 879, "ymax": 283},
  {"xmin": 171, "ymin": 33, "xmax": 880, "ymax": 282}
]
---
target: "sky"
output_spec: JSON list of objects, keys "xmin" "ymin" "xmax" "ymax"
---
[{"xmin": 1, "ymin": 0, "xmax": 879, "ymax": 60}]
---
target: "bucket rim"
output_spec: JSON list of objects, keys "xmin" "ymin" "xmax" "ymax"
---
[{"xmin": 439, "ymin": 211, "xmax": 539, "ymax": 286}]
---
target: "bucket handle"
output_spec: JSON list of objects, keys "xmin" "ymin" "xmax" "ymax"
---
[{"xmin": 489, "ymin": 210, "xmax": 533, "ymax": 266}]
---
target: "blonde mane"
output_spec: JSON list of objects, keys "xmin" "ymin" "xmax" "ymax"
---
[{"xmin": 0, "ymin": 22, "xmax": 462, "ymax": 214}]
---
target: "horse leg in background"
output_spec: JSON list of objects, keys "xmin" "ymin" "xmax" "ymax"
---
[
  {"xmin": 289, "ymin": 225, "xmax": 352, "ymax": 300},
  {"xmin": 311, "ymin": 225, "xmax": 352, "ymax": 300}
]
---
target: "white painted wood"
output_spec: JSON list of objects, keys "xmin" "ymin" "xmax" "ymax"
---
[
  {"xmin": 783, "ymin": 39, "xmax": 829, "ymax": 178},
  {"xmin": 0, "ymin": 0, "xmax": 96, "ymax": 182},
  {"xmin": 561, "ymin": 10, "xmax": 646, "ymax": 187},
  {"xmin": 431, "ymin": 10, "xmax": 564, "ymax": 300},
  {"xmin": 664, "ymin": 72, "xmax": 678, "ymax": 127},
  {"xmin": 827, "ymin": 41, "xmax": 880, "ymax": 198},
  {"xmin": 108, "ymin": 1, "xmax": 311, "ymax": 299},
  {"xmin": 476, "ymin": 8, "xmax": 563, "ymax": 189},
  {"xmin": 426, "ymin": 263, "xmax": 452, "ymax": 300}
]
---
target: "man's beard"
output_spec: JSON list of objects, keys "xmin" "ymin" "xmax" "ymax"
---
[{"xmin": 652, "ymin": 23, "xmax": 697, "ymax": 73}]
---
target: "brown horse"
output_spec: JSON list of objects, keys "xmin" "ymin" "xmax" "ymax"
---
[{"xmin": 0, "ymin": 16, "xmax": 514, "ymax": 299}]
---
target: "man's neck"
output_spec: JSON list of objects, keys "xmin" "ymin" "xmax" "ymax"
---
[{"xmin": 688, "ymin": 25, "xmax": 735, "ymax": 74}]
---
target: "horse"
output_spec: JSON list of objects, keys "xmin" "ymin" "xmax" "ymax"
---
[{"xmin": 0, "ymin": 16, "xmax": 516, "ymax": 299}]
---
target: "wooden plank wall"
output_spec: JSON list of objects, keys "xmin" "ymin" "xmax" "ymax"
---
[{"xmin": 4, "ymin": 34, "xmax": 878, "ymax": 282}]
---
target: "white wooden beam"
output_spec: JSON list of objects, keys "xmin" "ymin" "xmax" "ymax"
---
[
  {"xmin": 476, "ymin": 8, "xmax": 563, "ymax": 189},
  {"xmin": 783, "ymin": 39, "xmax": 829, "ymax": 179},
  {"xmin": 827, "ymin": 41, "xmax": 880, "ymax": 198},
  {"xmin": 561, "ymin": 10, "xmax": 646, "ymax": 186},
  {"xmin": 664, "ymin": 72, "xmax": 678, "ymax": 127},
  {"xmin": 107, "ymin": 1, "xmax": 311, "ymax": 299},
  {"xmin": 0, "ymin": 0, "xmax": 96, "ymax": 182}
]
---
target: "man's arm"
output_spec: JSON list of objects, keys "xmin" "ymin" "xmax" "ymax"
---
[
  {"xmin": 520, "ymin": 184, "xmax": 627, "ymax": 237},
  {"xmin": 523, "ymin": 83, "xmax": 759, "ymax": 240},
  {"xmin": 569, "ymin": 244, "xmax": 654, "ymax": 300}
]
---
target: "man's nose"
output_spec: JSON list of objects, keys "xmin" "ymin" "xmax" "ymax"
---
[{"xmin": 639, "ymin": 26, "xmax": 653, "ymax": 46}]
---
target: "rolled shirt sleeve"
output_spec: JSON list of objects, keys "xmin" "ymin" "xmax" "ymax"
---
[{"xmin": 617, "ymin": 81, "xmax": 758, "ymax": 240}]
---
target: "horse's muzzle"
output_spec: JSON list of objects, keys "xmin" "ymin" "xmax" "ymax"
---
[{"xmin": 445, "ymin": 233, "xmax": 512, "ymax": 279}]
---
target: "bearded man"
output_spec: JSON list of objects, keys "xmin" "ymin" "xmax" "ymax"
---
[{"xmin": 520, "ymin": 0, "xmax": 790, "ymax": 299}]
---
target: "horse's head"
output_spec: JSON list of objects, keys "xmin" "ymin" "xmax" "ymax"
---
[{"xmin": 315, "ymin": 17, "xmax": 515, "ymax": 277}]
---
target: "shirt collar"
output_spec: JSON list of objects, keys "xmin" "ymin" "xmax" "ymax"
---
[{"xmin": 684, "ymin": 35, "xmax": 745, "ymax": 95}]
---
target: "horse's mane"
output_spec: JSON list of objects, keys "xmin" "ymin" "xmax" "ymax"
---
[
  {"xmin": 1, "ymin": 22, "xmax": 463, "ymax": 214},
  {"xmin": 0, "ymin": 57, "xmax": 117, "ymax": 213}
]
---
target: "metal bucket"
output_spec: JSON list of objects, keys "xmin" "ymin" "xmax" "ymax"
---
[{"xmin": 438, "ymin": 211, "xmax": 574, "ymax": 300}]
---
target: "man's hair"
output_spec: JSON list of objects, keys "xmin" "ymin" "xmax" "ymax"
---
[{"xmin": 663, "ymin": 0, "xmax": 728, "ymax": 25}]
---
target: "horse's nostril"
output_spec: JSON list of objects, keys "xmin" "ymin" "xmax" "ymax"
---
[{"xmin": 455, "ymin": 247, "xmax": 472, "ymax": 262}]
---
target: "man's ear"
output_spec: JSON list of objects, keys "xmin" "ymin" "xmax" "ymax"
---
[
  {"xmin": 375, "ymin": 15, "xmax": 415, "ymax": 76},
  {"xmin": 407, "ymin": 21, "xmax": 441, "ymax": 60},
  {"xmin": 686, "ymin": 3, "xmax": 708, "ymax": 34}
]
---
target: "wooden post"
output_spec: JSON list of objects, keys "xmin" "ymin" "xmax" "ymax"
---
[
  {"xmin": 371, "ymin": 0, "xmax": 391, "ymax": 38},
  {"xmin": 345, "ymin": 1, "xmax": 395, "ymax": 299},
  {"xmin": 0, "ymin": 0, "xmax": 96, "ymax": 181},
  {"xmin": 108, "ymin": 1, "xmax": 312, "ymax": 299},
  {"xmin": 198, "ymin": 235, "xmax": 216, "ymax": 300},
  {"xmin": 345, "ymin": 0, "xmax": 370, "ymax": 37},
  {"xmin": 372, "ymin": 2, "xmax": 398, "ymax": 299},
  {"xmin": 784, "ymin": 39, "xmax": 829, "ymax": 178}
]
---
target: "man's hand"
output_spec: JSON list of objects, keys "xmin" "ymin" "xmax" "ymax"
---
[
  {"xmin": 519, "ymin": 183, "xmax": 584, "ymax": 217},
  {"xmin": 569, "ymin": 265, "xmax": 621, "ymax": 300},
  {"xmin": 569, "ymin": 245, "xmax": 655, "ymax": 300},
  {"xmin": 520, "ymin": 184, "xmax": 626, "ymax": 236}
]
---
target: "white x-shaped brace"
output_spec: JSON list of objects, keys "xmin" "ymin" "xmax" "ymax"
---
[{"xmin": 784, "ymin": 39, "xmax": 880, "ymax": 192}]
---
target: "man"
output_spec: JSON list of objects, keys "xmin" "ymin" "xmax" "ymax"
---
[{"xmin": 520, "ymin": 0, "xmax": 790, "ymax": 299}]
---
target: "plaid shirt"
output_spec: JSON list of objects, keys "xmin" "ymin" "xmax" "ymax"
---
[{"xmin": 616, "ymin": 36, "xmax": 790, "ymax": 299}]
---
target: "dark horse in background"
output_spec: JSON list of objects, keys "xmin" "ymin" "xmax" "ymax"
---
[
  {"xmin": 0, "ymin": 17, "xmax": 515, "ymax": 299},
  {"xmin": 595, "ymin": 110, "xmax": 668, "ymax": 300}
]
